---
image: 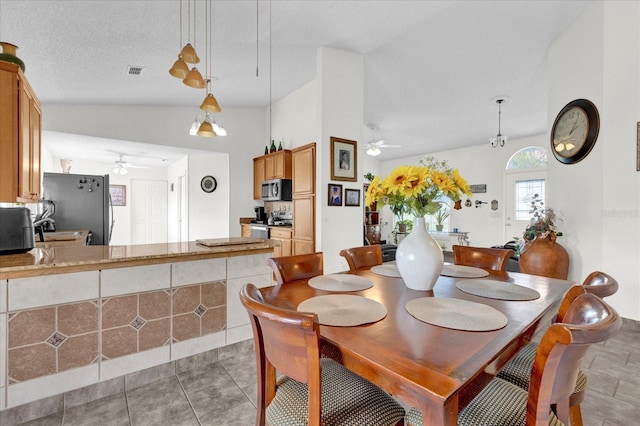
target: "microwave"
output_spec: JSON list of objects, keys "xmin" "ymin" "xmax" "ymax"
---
[{"xmin": 261, "ymin": 179, "xmax": 292, "ymax": 201}]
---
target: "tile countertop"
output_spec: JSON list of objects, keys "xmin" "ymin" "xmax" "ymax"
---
[{"xmin": 0, "ymin": 238, "xmax": 276, "ymax": 279}]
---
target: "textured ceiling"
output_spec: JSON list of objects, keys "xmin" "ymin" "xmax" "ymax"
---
[{"xmin": 0, "ymin": 0, "xmax": 591, "ymax": 164}]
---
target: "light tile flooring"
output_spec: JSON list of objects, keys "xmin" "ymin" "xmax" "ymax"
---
[{"xmin": 10, "ymin": 319, "xmax": 640, "ymax": 426}]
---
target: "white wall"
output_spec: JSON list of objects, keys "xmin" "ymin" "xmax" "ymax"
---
[
  {"xmin": 547, "ymin": 1, "xmax": 639, "ymax": 320},
  {"xmin": 42, "ymin": 105, "xmax": 265, "ymax": 237}
]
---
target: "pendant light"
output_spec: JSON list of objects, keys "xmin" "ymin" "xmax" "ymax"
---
[
  {"xmin": 170, "ymin": 0, "xmax": 195, "ymax": 79},
  {"xmin": 182, "ymin": 0, "xmax": 205, "ymax": 88},
  {"xmin": 198, "ymin": 0, "xmax": 222, "ymax": 110},
  {"xmin": 490, "ymin": 98, "xmax": 508, "ymax": 148},
  {"xmin": 197, "ymin": 113, "xmax": 217, "ymax": 137}
]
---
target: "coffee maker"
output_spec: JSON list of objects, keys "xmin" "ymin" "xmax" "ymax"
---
[{"xmin": 254, "ymin": 206, "xmax": 267, "ymax": 224}]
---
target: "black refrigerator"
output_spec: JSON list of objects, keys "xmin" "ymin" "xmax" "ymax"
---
[{"xmin": 42, "ymin": 172, "xmax": 112, "ymax": 245}]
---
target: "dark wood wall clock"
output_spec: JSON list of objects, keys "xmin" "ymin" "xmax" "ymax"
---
[{"xmin": 550, "ymin": 98, "xmax": 600, "ymax": 164}]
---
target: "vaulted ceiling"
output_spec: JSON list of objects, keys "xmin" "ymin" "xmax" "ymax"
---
[{"xmin": 1, "ymin": 0, "xmax": 591, "ymax": 162}]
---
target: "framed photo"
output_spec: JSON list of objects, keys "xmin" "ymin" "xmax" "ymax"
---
[
  {"xmin": 345, "ymin": 188, "xmax": 361, "ymax": 207},
  {"xmin": 328, "ymin": 183, "xmax": 343, "ymax": 206},
  {"xmin": 330, "ymin": 136, "xmax": 357, "ymax": 182},
  {"xmin": 109, "ymin": 185, "xmax": 126, "ymax": 206}
]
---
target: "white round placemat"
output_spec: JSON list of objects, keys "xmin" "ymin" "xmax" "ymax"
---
[
  {"xmin": 370, "ymin": 263, "xmax": 402, "ymax": 278},
  {"xmin": 298, "ymin": 295, "xmax": 387, "ymax": 326},
  {"xmin": 456, "ymin": 279, "xmax": 540, "ymax": 301},
  {"xmin": 440, "ymin": 264, "xmax": 490, "ymax": 278},
  {"xmin": 405, "ymin": 298, "xmax": 508, "ymax": 331},
  {"xmin": 308, "ymin": 274, "xmax": 373, "ymax": 292}
]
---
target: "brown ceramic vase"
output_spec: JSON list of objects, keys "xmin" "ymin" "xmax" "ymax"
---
[{"xmin": 519, "ymin": 232, "xmax": 569, "ymax": 279}]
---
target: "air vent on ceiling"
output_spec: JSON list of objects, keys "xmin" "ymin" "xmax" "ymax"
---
[{"xmin": 127, "ymin": 66, "xmax": 145, "ymax": 76}]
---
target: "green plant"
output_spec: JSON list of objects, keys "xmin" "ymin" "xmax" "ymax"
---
[
  {"xmin": 364, "ymin": 172, "xmax": 375, "ymax": 182},
  {"xmin": 522, "ymin": 194, "xmax": 562, "ymax": 241},
  {"xmin": 394, "ymin": 219, "xmax": 413, "ymax": 232},
  {"xmin": 434, "ymin": 208, "xmax": 450, "ymax": 225}
]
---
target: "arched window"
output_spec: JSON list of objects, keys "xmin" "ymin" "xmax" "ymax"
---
[{"xmin": 506, "ymin": 146, "xmax": 547, "ymax": 170}]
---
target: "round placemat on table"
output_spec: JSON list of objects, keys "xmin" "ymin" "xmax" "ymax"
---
[
  {"xmin": 298, "ymin": 295, "xmax": 387, "ymax": 326},
  {"xmin": 370, "ymin": 263, "xmax": 402, "ymax": 278},
  {"xmin": 308, "ymin": 274, "xmax": 373, "ymax": 292},
  {"xmin": 440, "ymin": 264, "xmax": 490, "ymax": 278},
  {"xmin": 405, "ymin": 298, "xmax": 507, "ymax": 331},
  {"xmin": 456, "ymin": 279, "xmax": 540, "ymax": 301}
]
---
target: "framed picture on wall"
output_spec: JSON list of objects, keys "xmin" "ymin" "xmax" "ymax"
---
[
  {"xmin": 328, "ymin": 183, "xmax": 343, "ymax": 206},
  {"xmin": 109, "ymin": 185, "xmax": 126, "ymax": 206},
  {"xmin": 330, "ymin": 137, "xmax": 357, "ymax": 182},
  {"xmin": 345, "ymin": 188, "xmax": 360, "ymax": 206}
]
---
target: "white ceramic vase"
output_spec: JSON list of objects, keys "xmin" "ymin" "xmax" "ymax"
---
[{"xmin": 396, "ymin": 216, "xmax": 444, "ymax": 291}]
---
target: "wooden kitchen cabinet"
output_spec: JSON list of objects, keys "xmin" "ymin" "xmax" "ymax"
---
[
  {"xmin": 0, "ymin": 61, "xmax": 41, "ymax": 202},
  {"xmin": 252, "ymin": 150, "xmax": 292, "ymax": 200},
  {"xmin": 240, "ymin": 224, "xmax": 252, "ymax": 237},
  {"xmin": 270, "ymin": 227, "xmax": 292, "ymax": 257},
  {"xmin": 292, "ymin": 143, "xmax": 316, "ymax": 255}
]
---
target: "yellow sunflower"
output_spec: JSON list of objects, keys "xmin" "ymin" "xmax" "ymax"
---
[{"xmin": 451, "ymin": 169, "xmax": 472, "ymax": 197}]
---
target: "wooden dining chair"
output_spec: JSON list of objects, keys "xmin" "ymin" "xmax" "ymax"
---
[
  {"xmin": 406, "ymin": 292, "xmax": 622, "ymax": 426},
  {"xmin": 339, "ymin": 245, "xmax": 383, "ymax": 271},
  {"xmin": 452, "ymin": 244, "xmax": 515, "ymax": 272},
  {"xmin": 265, "ymin": 252, "xmax": 324, "ymax": 285},
  {"xmin": 239, "ymin": 283, "xmax": 405, "ymax": 426},
  {"xmin": 497, "ymin": 271, "xmax": 620, "ymax": 426}
]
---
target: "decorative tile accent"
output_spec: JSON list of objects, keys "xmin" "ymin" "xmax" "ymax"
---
[
  {"xmin": 194, "ymin": 305, "xmax": 206, "ymax": 317},
  {"xmin": 102, "ymin": 327, "xmax": 137, "ymax": 360},
  {"xmin": 58, "ymin": 301, "xmax": 98, "ymax": 336},
  {"xmin": 9, "ymin": 344, "xmax": 56, "ymax": 382},
  {"xmin": 46, "ymin": 332, "xmax": 67, "ymax": 348},
  {"xmin": 139, "ymin": 290, "xmax": 170, "ymax": 320},
  {"xmin": 58, "ymin": 333, "xmax": 99, "ymax": 372},
  {"xmin": 102, "ymin": 295, "xmax": 137, "ymax": 329},
  {"xmin": 201, "ymin": 281, "xmax": 226, "ymax": 308},
  {"xmin": 130, "ymin": 317, "xmax": 146, "ymax": 330},
  {"xmin": 8, "ymin": 307, "xmax": 56, "ymax": 348},
  {"xmin": 201, "ymin": 307, "xmax": 225, "ymax": 335},
  {"xmin": 139, "ymin": 319, "xmax": 170, "ymax": 352},
  {"xmin": 173, "ymin": 313, "xmax": 200, "ymax": 342},
  {"xmin": 173, "ymin": 286, "xmax": 200, "ymax": 315}
]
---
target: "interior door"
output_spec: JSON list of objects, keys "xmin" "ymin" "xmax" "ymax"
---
[
  {"xmin": 504, "ymin": 170, "xmax": 546, "ymax": 243},
  {"xmin": 131, "ymin": 179, "xmax": 168, "ymax": 244}
]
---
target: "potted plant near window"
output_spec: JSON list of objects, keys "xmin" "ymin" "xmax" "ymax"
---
[
  {"xmin": 518, "ymin": 194, "xmax": 569, "ymax": 279},
  {"xmin": 434, "ymin": 208, "xmax": 449, "ymax": 232}
]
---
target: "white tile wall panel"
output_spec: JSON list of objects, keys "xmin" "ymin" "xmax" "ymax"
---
[
  {"xmin": 226, "ymin": 325, "xmax": 253, "ymax": 346},
  {"xmin": 172, "ymin": 258, "xmax": 226, "ymax": 287},
  {"xmin": 171, "ymin": 331, "xmax": 225, "ymax": 361},
  {"xmin": 8, "ymin": 272, "xmax": 99, "ymax": 311},
  {"xmin": 101, "ymin": 264, "xmax": 170, "ymax": 297},
  {"xmin": 100, "ymin": 346, "xmax": 170, "ymax": 382},
  {"xmin": 226, "ymin": 273, "xmax": 271, "ymax": 329},
  {"xmin": 227, "ymin": 253, "xmax": 272, "ymax": 279},
  {"xmin": 0, "ymin": 313, "xmax": 5, "ymax": 389},
  {"xmin": 6, "ymin": 364, "xmax": 98, "ymax": 408},
  {"xmin": 0, "ymin": 279, "xmax": 6, "ymax": 313}
]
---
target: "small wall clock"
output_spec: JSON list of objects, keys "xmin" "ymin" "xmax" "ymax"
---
[
  {"xmin": 200, "ymin": 175, "xmax": 217, "ymax": 193},
  {"xmin": 550, "ymin": 98, "xmax": 600, "ymax": 164}
]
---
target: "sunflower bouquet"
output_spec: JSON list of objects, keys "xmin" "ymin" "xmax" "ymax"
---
[{"xmin": 365, "ymin": 157, "xmax": 471, "ymax": 217}]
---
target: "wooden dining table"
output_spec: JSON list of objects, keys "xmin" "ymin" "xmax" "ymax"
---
[{"xmin": 260, "ymin": 268, "xmax": 574, "ymax": 426}]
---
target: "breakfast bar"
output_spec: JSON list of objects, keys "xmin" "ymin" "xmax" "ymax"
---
[{"xmin": 0, "ymin": 238, "xmax": 275, "ymax": 411}]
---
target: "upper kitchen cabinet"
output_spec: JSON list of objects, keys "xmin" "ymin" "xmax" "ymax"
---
[
  {"xmin": 292, "ymin": 144, "xmax": 315, "ymax": 196},
  {"xmin": 0, "ymin": 61, "xmax": 41, "ymax": 202},
  {"xmin": 252, "ymin": 150, "xmax": 292, "ymax": 200},
  {"xmin": 292, "ymin": 143, "xmax": 316, "ymax": 254}
]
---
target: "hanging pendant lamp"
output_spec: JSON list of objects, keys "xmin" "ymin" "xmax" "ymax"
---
[
  {"xmin": 490, "ymin": 98, "xmax": 508, "ymax": 148},
  {"xmin": 200, "ymin": 79, "xmax": 221, "ymax": 112},
  {"xmin": 169, "ymin": 55, "xmax": 189, "ymax": 79},
  {"xmin": 180, "ymin": 43, "xmax": 199, "ymax": 64},
  {"xmin": 197, "ymin": 114, "xmax": 217, "ymax": 137},
  {"xmin": 183, "ymin": 66, "xmax": 206, "ymax": 88}
]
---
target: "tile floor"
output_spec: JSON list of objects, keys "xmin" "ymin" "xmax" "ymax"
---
[{"xmin": 9, "ymin": 319, "xmax": 640, "ymax": 426}]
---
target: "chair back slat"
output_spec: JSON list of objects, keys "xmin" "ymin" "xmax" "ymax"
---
[
  {"xmin": 527, "ymin": 293, "xmax": 622, "ymax": 425},
  {"xmin": 340, "ymin": 245, "xmax": 383, "ymax": 271},
  {"xmin": 452, "ymin": 245, "xmax": 514, "ymax": 271},
  {"xmin": 581, "ymin": 270, "xmax": 619, "ymax": 298},
  {"xmin": 266, "ymin": 252, "xmax": 324, "ymax": 285}
]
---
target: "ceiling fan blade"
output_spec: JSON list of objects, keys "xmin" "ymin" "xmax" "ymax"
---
[{"xmin": 380, "ymin": 144, "xmax": 402, "ymax": 148}]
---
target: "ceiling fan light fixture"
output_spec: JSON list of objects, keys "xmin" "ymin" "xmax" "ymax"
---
[
  {"xmin": 189, "ymin": 116, "xmax": 201, "ymax": 136},
  {"xmin": 366, "ymin": 146, "xmax": 382, "ymax": 156},
  {"xmin": 212, "ymin": 122, "xmax": 226, "ymax": 136},
  {"xmin": 183, "ymin": 67, "xmax": 206, "ymax": 88},
  {"xmin": 169, "ymin": 55, "xmax": 189, "ymax": 79}
]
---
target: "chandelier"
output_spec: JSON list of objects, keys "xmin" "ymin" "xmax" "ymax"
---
[{"xmin": 490, "ymin": 98, "xmax": 507, "ymax": 148}]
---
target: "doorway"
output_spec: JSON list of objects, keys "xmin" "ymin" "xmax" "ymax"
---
[{"xmin": 131, "ymin": 179, "xmax": 168, "ymax": 244}]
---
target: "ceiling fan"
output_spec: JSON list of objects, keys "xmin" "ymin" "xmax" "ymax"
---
[
  {"xmin": 110, "ymin": 153, "xmax": 143, "ymax": 175},
  {"xmin": 365, "ymin": 124, "xmax": 401, "ymax": 156}
]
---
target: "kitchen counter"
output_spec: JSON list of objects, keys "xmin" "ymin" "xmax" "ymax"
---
[
  {"xmin": 0, "ymin": 238, "xmax": 276, "ymax": 279},
  {"xmin": 0, "ymin": 237, "xmax": 275, "ymax": 411}
]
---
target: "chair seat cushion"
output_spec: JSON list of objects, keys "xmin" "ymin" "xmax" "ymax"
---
[
  {"xmin": 266, "ymin": 358, "xmax": 405, "ymax": 425},
  {"xmin": 405, "ymin": 378, "xmax": 564, "ymax": 426},
  {"xmin": 497, "ymin": 342, "xmax": 586, "ymax": 394}
]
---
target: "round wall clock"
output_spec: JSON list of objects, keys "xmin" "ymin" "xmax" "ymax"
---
[
  {"xmin": 550, "ymin": 98, "xmax": 600, "ymax": 164},
  {"xmin": 200, "ymin": 175, "xmax": 217, "ymax": 193}
]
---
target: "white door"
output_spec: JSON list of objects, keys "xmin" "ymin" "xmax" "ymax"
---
[
  {"xmin": 178, "ymin": 175, "xmax": 188, "ymax": 242},
  {"xmin": 131, "ymin": 179, "xmax": 168, "ymax": 244},
  {"xmin": 504, "ymin": 171, "xmax": 546, "ymax": 243}
]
